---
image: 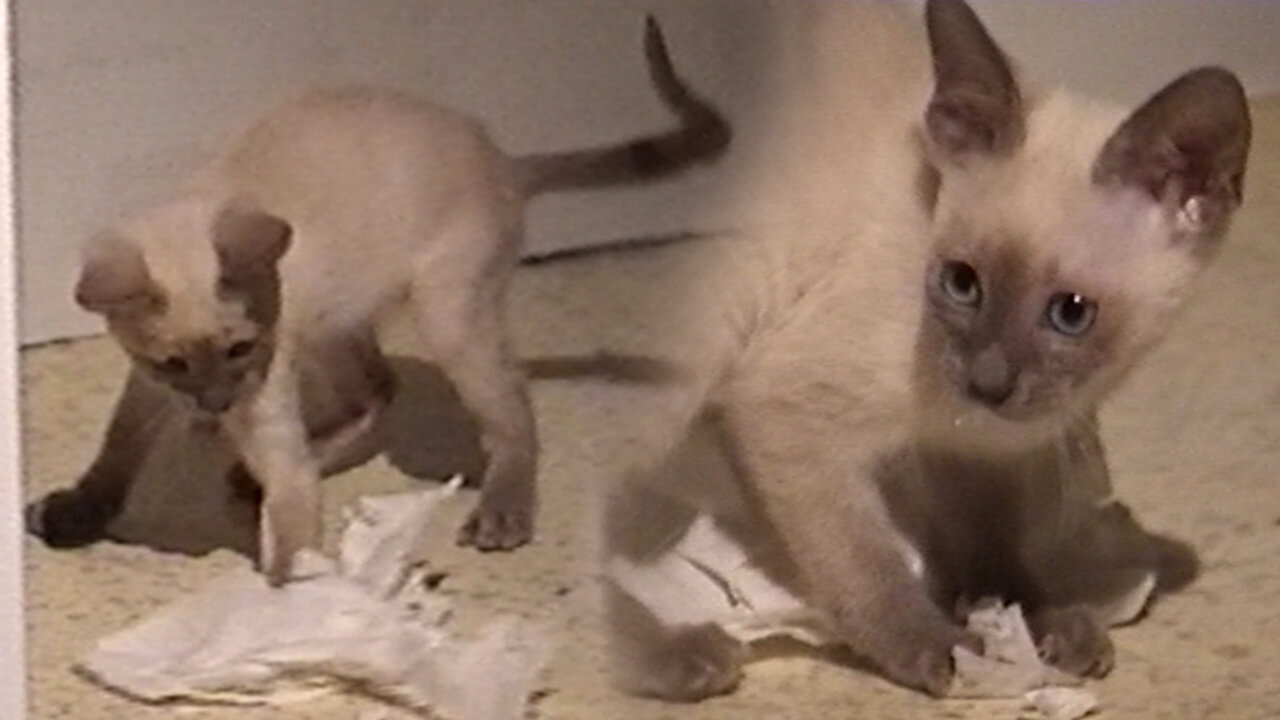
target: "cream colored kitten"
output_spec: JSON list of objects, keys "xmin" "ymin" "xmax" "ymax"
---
[
  {"xmin": 605, "ymin": 0, "xmax": 1248, "ymax": 700},
  {"xmin": 30, "ymin": 18, "xmax": 730, "ymax": 585}
]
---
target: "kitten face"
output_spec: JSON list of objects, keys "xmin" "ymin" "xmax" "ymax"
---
[
  {"xmin": 924, "ymin": 245, "xmax": 1108, "ymax": 418},
  {"xmin": 916, "ymin": 218, "xmax": 1141, "ymax": 446},
  {"xmin": 78, "ymin": 199, "xmax": 291, "ymax": 416},
  {"xmin": 914, "ymin": 162, "xmax": 1216, "ymax": 450},
  {"xmin": 912, "ymin": 0, "xmax": 1250, "ymax": 451},
  {"xmin": 114, "ymin": 293, "xmax": 273, "ymax": 414}
]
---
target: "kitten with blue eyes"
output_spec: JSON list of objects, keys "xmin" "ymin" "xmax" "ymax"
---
[
  {"xmin": 605, "ymin": 0, "xmax": 1248, "ymax": 701},
  {"xmin": 28, "ymin": 18, "xmax": 731, "ymax": 585}
]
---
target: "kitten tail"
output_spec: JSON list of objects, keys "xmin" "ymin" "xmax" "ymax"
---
[{"xmin": 513, "ymin": 15, "xmax": 731, "ymax": 195}]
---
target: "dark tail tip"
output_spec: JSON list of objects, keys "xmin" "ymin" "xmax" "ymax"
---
[
  {"xmin": 643, "ymin": 15, "xmax": 681, "ymax": 105},
  {"xmin": 640, "ymin": 14, "xmax": 732, "ymax": 165}
]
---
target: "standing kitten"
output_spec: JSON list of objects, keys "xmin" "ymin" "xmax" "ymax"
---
[
  {"xmin": 29, "ymin": 18, "xmax": 730, "ymax": 585},
  {"xmin": 605, "ymin": 0, "xmax": 1248, "ymax": 700}
]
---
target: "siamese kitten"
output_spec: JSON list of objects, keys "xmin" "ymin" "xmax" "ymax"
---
[
  {"xmin": 29, "ymin": 18, "xmax": 731, "ymax": 585},
  {"xmin": 605, "ymin": 0, "xmax": 1249, "ymax": 701}
]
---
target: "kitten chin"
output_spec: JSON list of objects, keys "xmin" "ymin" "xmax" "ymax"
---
[{"xmin": 914, "ymin": 392, "xmax": 1077, "ymax": 457}]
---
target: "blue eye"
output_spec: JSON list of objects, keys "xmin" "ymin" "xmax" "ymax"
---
[
  {"xmin": 1045, "ymin": 293, "xmax": 1097, "ymax": 336},
  {"xmin": 940, "ymin": 261, "xmax": 982, "ymax": 306}
]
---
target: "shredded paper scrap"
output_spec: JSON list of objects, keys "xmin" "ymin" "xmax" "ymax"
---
[
  {"xmin": 80, "ymin": 479, "xmax": 545, "ymax": 720},
  {"xmin": 608, "ymin": 515, "xmax": 1099, "ymax": 720}
]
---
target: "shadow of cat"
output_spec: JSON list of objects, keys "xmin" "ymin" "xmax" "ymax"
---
[{"xmin": 106, "ymin": 352, "xmax": 676, "ymax": 559}]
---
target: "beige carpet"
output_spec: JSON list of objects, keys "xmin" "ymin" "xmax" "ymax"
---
[{"xmin": 22, "ymin": 95, "xmax": 1280, "ymax": 719}]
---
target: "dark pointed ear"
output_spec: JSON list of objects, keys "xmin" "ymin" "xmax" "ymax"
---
[
  {"xmin": 1093, "ymin": 67, "xmax": 1251, "ymax": 236},
  {"xmin": 211, "ymin": 200, "xmax": 292, "ymax": 281},
  {"xmin": 75, "ymin": 236, "xmax": 161, "ymax": 316},
  {"xmin": 923, "ymin": 0, "xmax": 1024, "ymax": 160}
]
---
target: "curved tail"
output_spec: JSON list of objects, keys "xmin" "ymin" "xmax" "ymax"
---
[{"xmin": 514, "ymin": 16, "xmax": 732, "ymax": 196}]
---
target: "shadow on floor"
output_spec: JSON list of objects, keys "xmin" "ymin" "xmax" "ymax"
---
[
  {"xmin": 106, "ymin": 357, "xmax": 486, "ymax": 559},
  {"xmin": 103, "ymin": 351, "xmax": 675, "ymax": 559}
]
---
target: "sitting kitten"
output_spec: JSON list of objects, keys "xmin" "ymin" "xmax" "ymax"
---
[
  {"xmin": 28, "ymin": 18, "xmax": 730, "ymax": 585},
  {"xmin": 604, "ymin": 0, "xmax": 1248, "ymax": 700}
]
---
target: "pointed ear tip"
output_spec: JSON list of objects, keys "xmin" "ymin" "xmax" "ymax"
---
[
  {"xmin": 1178, "ymin": 66, "xmax": 1249, "ymax": 108},
  {"xmin": 1190, "ymin": 65, "xmax": 1245, "ymax": 89},
  {"xmin": 643, "ymin": 15, "xmax": 667, "ymax": 54},
  {"xmin": 925, "ymin": 0, "xmax": 977, "ymax": 24}
]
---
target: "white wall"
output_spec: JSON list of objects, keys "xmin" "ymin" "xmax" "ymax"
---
[
  {"xmin": 1, "ymin": 0, "xmax": 26, "ymax": 711},
  {"xmin": 15, "ymin": 0, "xmax": 769, "ymax": 344},
  {"xmin": 970, "ymin": 0, "xmax": 1280, "ymax": 103},
  {"xmin": 15, "ymin": 0, "xmax": 1280, "ymax": 344}
]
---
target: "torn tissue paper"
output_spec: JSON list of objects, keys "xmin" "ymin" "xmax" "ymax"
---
[
  {"xmin": 608, "ymin": 515, "xmax": 1098, "ymax": 720},
  {"xmin": 80, "ymin": 478, "xmax": 545, "ymax": 720},
  {"xmin": 951, "ymin": 602, "xmax": 1099, "ymax": 719},
  {"xmin": 607, "ymin": 515, "xmax": 828, "ymax": 645}
]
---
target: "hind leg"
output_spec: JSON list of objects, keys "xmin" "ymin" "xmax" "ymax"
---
[
  {"xmin": 28, "ymin": 368, "xmax": 171, "ymax": 547},
  {"xmin": 304, "ymin": 329, "xmax": 397, "ymax": 475},
  {"xmin": 409, "ymin": 258, "xmax": 536, "ymax": 551}
]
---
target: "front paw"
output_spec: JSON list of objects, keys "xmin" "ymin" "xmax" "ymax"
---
[
  {"xmin": 875, "ymin": 625, "xmax": 980, "ymax": 697},
  {"xmin": 1030, "ymin": 606, "xmax": 1114, "ymax": 678},
  {"xmin": 457, "ymin": 486, "xmax": 534, "ymax": 551},
  {"xmin": 26, "ymin": 488, "xmax": 122, "ymax": 548},
  {"xmin": 259, "ymin": 489, "xmax": 320, "ymax": 587},
  {"xmin": 615, "ymin": 623, "xmax": 746, "ymax": 702}
]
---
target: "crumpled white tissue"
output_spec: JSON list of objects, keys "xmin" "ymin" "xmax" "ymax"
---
[
  {"xmin": 607, "ymin": 515, "xmax": 827, "ymax": 645},
  {"xmin": 607, "ymin": 515, "xmax": 1098, "ymax": 720},
  {"xmin": 951, "ymin": 602, "xmax": 1099, "ymax": 719},
  {"xmin": 79, "ymin": 478, "xmax": 545, "ymax": 720}
]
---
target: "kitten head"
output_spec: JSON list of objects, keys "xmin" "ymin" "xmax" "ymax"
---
[
  {"xmin": 913, "ymin": 0, "xmax": 1250, "ymax": 450},
  {"xmin": 76, "ymin": 197, "xmax": 292, "ymax": 415}
]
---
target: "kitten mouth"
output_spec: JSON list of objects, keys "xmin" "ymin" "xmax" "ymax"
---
[
  {"xmin": 189, "ymin": 414, "xmax": 222, "ymax": 432},
  {"xmin": 184, "ymin": 395, "xmax": 234, "ymax": 422},
  {"xmin": 195, "ymin": 392, "xmax": 236, "ymax": 414},
  {"xmin": 951, "ymin": 393, "xmax": 1040, "ymax": 425}
]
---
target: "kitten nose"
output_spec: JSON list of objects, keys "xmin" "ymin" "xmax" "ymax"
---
[
  {"xmin": 966, "ymin": 346, "xmax": 1015, "ymax": 407},
  {"xmin": 197, "ymin": 389, "xmax": 234, "ymax": 413}
]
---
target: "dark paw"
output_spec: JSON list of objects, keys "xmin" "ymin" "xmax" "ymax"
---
[
  {"xmin": 1031, "ymin": 606, "xmax": 1115, "ymax": 678},
  {"xmin": 618, "ymin": 623, "xmax": 745, "ymax": 702},
  {"xmin": 877, "ymin": 627, "xmax": 978, "ymax": 698},
  {"xmin": 26, "ymin": 489, "xmax": 121, "ymax": 548},
  {"xmin": 1150, "ymin": 533, "xmax": 1200, "ymax": 593},
  {"xmin": 456, "ymin": 493, "xmax": 534, "ymax": 551}
]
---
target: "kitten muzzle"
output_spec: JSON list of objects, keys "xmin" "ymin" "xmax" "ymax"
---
[
  {"xmin": 965, "ymin": 346, "xmax": 1016, "ymax": 407},
  {"xmin": 196, "ymin": 388, "xmax": 236, "ymax": 414}
]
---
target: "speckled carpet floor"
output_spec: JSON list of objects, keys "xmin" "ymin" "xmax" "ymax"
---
[{"xmin": 21, "ymin": 96, "xmax": 1280, "ymax": 719}]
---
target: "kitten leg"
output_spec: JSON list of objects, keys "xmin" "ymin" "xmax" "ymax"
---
[
  {"xmin": 1019, "ymin": 422, "xmax": 1199, "ymax": 674},
  {"xmin": 303, "ymin": 330, "xmax": 397, "ymax": 475},
  {"xmin": 411, "ymin": 277, "xmax": 536, "ymax": 551},
  {"xmin": 1027, "ymin": 605, "xmax": 1115, "ymax": 678},
  {"xmin": 27, "ymin": 368, "xmax": 172, "ymax": 547},
  {"xmin": 717, "ymin": 404, "xmax": 976, "ymax": 697},
  {"xmin": 1019, "ymin": 500, "xmax": 1177, "ymax": 678},
  {"xmin": 225, "ymin": 330, "xmax": 397, "ymax": 502},
  {"xmin": 605, "ymin": 579, "xmax": 746, "ymax": 702},
  {"xmin": 602, "ymin": 433, "xmax": 748, "ymax": 701},
  {"xmin": 223, "ymin": 345, "xmax": 321, "ymax": 586}
]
